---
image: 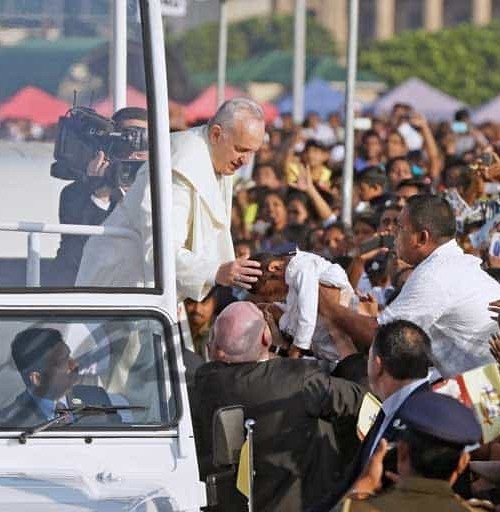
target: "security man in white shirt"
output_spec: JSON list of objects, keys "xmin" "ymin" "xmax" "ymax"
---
[{"xmin": 319, "ymin": 194, "xmax": 500, "ymax": 377}]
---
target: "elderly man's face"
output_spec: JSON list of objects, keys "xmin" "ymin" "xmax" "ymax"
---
[{"xmin": 209, "ymin": 116, "xmax": 265, "ymax": 175}]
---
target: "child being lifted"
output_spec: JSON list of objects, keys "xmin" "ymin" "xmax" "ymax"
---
[{"xmin": 249, "ymin": 249, "xmax": 355, "ymax": 361}]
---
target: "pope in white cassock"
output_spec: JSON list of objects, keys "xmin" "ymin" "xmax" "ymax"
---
[{"xmin": 76, "ymin": 98, "xmax": 265, "ymax": 301}]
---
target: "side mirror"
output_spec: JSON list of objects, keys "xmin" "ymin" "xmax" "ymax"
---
[{"xmin": 212, "ymin": 405, "xmax": 244, "ymax": 467}]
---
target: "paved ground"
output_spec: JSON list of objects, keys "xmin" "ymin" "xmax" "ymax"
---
[{"xmin": 0, "ymin": 140, "xmax": 65, "ymax": 258}]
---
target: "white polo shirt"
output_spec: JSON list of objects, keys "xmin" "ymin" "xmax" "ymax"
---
[{"xmin": 378, "ymin": 240, "xmax": 500, "ymax": 377}]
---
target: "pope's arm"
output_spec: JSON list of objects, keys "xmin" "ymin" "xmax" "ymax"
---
[{"xmin": 172, "ymin": 173, "xmax": 220, "ymax": 301}]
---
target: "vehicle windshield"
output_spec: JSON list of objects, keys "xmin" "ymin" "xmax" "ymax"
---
[
  {"xmin": 0, "ymin": 315, "xmax": 177, "ymax": 431},
  {"xmin": 0, "ymin": 1, "xmax": 157, "ymax": 290}
]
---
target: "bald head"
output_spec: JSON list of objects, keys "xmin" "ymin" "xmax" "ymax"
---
[{"xmin": 211, "ymin": 302, "xmax": 270, "ymax": 363}]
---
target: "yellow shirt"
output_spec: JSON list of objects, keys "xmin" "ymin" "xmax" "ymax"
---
[{"xmin": 286, "ymin": 162, "xmax": 332, "ymax": 187}]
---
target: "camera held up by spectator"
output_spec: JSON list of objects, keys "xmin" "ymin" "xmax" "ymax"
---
[{"xmin": 50, "ymin": 106, "xmax": 148, "ymax": 189}]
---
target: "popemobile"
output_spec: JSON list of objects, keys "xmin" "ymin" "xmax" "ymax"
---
[{"xmin": 0, "ymin": 1, "xmax": 210, "ymax": 510}]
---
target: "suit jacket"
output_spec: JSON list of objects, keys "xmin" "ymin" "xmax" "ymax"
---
[
  {"xmin": 356, "ymin": 381, "xmax": 430, "ymax": 472},
  {"xmin": 52, "ymin": 180, "xmax": 117, "ymax": 286},
  {"xmin": 0, "ymin": 390, "xmax": 46, "ymax": 427},
  {"xmin": 311, "ymin": 381, "xmax": 430, "ymax": 512},
  {"xmin": 0, "ymin": 385, "xmax": 119, "ymax": 428},
  {"xmin": 193, "ymin": 357, "xmax": 365, "ymax": 512}
]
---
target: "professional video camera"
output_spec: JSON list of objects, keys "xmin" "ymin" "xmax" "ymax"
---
[{"xmin": 51, "ymin": 106, "xmax": 148, "ymax": 187}]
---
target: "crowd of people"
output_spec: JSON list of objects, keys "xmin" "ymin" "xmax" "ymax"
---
[
  {"xmin": 22, "ymin": 94, "xmax": 500, "ymax": 510},
  {"xmin": 175, "ymin": 99, "xmax": 500, "ymax": 511}
]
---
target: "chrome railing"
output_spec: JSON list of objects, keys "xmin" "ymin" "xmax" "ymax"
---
[{"xmin": 0, "ymin": 222, "xmax": 139, "ymax": 287}]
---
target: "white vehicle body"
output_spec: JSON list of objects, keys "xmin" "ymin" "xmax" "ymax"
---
[{"xmin": 0, "ymin": 1, "xmax": 206, "ymax": 510}]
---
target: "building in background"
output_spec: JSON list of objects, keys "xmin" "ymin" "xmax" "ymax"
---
[
  {"xmin": 2, "ymin": 1, "xmax": 499, "ymax": 52},
  {"xmin": 168, "ymin": 0, "xmax": 500, "ymax": 53}
]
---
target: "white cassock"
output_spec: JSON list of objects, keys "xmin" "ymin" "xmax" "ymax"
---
[{"xmin": 76, "ymin": 125, "xmax": 234, "ymax": 301}]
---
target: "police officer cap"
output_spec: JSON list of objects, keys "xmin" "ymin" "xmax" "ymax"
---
[
  {"xmin": 355, "ymin": 165, "xmax": 386, "ymax": 185},
  {"xmin": 397, "ymin": 391, "xmax": 482, "ymax": 445}
]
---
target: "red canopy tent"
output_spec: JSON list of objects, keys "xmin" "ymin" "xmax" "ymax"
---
[
  {"xmin": 94, "ymin": 86, "xmax": 148, "ymax": 117},
  {"xmin": 0, "ymin": 86, "xmax": 70, "ymax": 126},
  {"xmin": 185, "ymin": 84, "xmax": 278, "ymax": 124},
  {"xmin": 94, "ymin": 85, "xmax": 186, "ymax": 128}
]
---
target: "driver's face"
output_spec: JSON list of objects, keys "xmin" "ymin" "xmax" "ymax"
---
[{"xmin": 36, "ymin": 343, "xmax": 79, "ymax": 400}]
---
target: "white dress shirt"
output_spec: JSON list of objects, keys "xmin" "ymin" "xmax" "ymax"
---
[
  {"xmin": 378, "ymin": 240, "xmax": 500, "ymax": 377},
  {"xmin": 279, "ymin": 250, "xmax": 354, "ymax": 355}
]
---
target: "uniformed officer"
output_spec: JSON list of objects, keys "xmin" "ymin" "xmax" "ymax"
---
[{"xmin": 334, "ymin": 391, "xmax": 494, "ymax": 511}]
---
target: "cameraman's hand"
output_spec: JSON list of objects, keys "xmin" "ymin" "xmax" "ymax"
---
[
  {"xmin": 87, "ymin": 150, "xmax": 110, "ymax": 177},
  {"xmin": 87, "ymin": 151, "xmax": 112, "ymax": 201}
]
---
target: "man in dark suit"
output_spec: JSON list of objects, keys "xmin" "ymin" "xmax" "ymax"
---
[
  {"xmin": 360, "ymin": 319, "xmax": 431, "ymax": 467},
  {"xmin": 313, "ymin": 319, "xmax": 432, "ymax": 511},
  {"xmin": 51, "ymin": 107, "xmax": 148, "ymax": 286},
  {"xmin": 335, "ymin": 391, "xmax": 484, "ymax": 512},
  {"xmin": 0, "ymin": 327, "xmax": 79, "ymax": 426},
  {"xmin": 192, "ymin": 301, "xmax": 366, "ymax": 512}
]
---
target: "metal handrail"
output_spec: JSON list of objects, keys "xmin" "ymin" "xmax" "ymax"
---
[{"xmin": 0, "ymin": 221, "xmax": 140, "ymax": 287}]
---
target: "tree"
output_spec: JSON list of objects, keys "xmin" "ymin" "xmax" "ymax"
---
[
  {"xmin": 359, "ymin": 22, "xmax": 500, "ymax": 106},
  {"xmin": 167, "ymin": 14, "xmax": 335, "ymax": 76}
]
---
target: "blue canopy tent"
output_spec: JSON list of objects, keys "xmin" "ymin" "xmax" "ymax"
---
[{"xmin": 276, "ymin": 78, "xmax": 344, "ymax": 119}]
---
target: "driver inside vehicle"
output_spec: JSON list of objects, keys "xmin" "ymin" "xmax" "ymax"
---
[{"xmin": 0, "ymin": 328, "xmax": 79, "ymax": 426}]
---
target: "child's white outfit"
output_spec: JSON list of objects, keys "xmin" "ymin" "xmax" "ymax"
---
[{"xmin": 278, "ymin": 250, "xmax": 354, "ymax": 361}]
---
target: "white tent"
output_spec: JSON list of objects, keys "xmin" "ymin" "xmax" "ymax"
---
[
  {"xmin": 370, "ymin": 77, "xmax": 465, "ymax": 121},
  {"xmin": 472, "ymin": 95, "xmax": 500, "ymax": 124}
]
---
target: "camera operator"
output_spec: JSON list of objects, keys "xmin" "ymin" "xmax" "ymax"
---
[{"xmin": 51, "ymin": 107, "xmax": 148, "ymax": 286}]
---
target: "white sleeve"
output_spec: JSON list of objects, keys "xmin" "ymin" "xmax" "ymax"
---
[
  {"xmin": 291, "ymin": 267, "xmax": 320, "ymax": 350},
  {"xmin": 377, "ymin": 273, "xmax": 446, "ymax": 331},
  {"xmin": 172, "ymin": 176, "xmax": 219, "ymax": 301}
]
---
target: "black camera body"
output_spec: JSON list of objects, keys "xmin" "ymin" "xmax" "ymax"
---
[
  {"xmin": 51, "ymin": 106, "xmax": 147, "ymax": 184},
  {"xmin": 359, "ymin": 234, "xmax": 395, "ymax": 255}
]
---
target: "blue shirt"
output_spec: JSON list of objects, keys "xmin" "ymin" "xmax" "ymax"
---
[{"xmin": 28, "ymin": 390, "xmax": 57, "ymax": 420}]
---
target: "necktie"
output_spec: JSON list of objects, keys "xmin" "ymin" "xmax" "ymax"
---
[{"xmin": 360, "ymin": 408, "xmax": 386, "ymax": 467}]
